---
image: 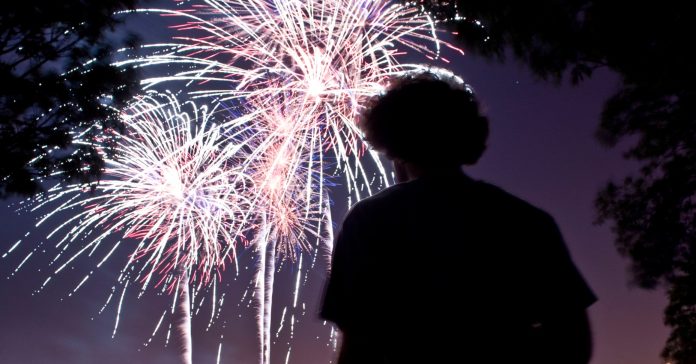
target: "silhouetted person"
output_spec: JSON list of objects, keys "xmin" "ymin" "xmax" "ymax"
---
[{"xmin": 320, "ymin": 71, "xmax": 596, "ymax": 364}]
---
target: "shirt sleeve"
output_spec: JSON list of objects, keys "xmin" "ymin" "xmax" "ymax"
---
[
  {"xmin": 320, "ymin": 204, "xmax": 364, "ymax": 330},
  {"xmin": 527, "ymin": 213, "xmax": 597, "ymax": 317}
]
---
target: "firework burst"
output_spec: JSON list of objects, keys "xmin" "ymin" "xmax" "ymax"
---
[
  {"xmin": 5, "ymin": 91, "xmax": 255, "ymax": 363},
  {"xmin": 120, "ymin": 0, "xmax": 461, "ymax": 200},
  {"xmin": 115, "ymin": 1, "xmax": 462, "ymax": 362},
  {"xmin": 5, "ymin": 0, "xmax": 465, "ymax": 362}
]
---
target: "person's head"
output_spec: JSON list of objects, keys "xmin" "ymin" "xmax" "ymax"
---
[{"xmin": 359, "ymin": 70, "xmax": 489, "ymax": 177}]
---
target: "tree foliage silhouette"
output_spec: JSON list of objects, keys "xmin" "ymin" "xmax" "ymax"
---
[
  {"xmin": 0, "ymin": 0, "xmax": 141, "ymax": 198},
  {"xmin": 415, "ymin": 0, "xmax": 696, "ymax": 362}
]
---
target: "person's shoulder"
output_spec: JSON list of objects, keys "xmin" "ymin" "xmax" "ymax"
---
[
  {"xmin": 474, "ymin": 180, "xmax": 555, "ymax": 224},
  {"xmin": 357, "ymin": 178, "xmax": 424, "ymax": 208},
  {"xmin": 342, "ymin": 181, "xmax": 413, "ymax": 219},
  {"xmin": 346, "ymin": 183, "xmax": 396, "ymax": 210}
]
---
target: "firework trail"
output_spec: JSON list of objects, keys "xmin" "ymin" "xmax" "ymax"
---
[
  {"xmin": 176, "ymin": 267, "xmax": 193, "ymax": 364},
  {"xmin": 4, "ymin": 91, "xmax": 255, "ymax": 363},
  {"xmin": 115, "ymin": 1, "xmax": 463, "ymax": 362}
]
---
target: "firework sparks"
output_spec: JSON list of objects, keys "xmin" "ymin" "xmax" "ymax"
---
[
  {"xmin": 5, "ymin": 91, "xmax": 255, "ymax": 363},
  {"xmin": 119, "ymin": 0, "xmax": 459, "ymax": 200}
]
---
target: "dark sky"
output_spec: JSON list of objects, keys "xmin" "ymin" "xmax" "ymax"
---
[{"xmin": 0, "ymin": 4, "xmax": 670, "ymax": 364}]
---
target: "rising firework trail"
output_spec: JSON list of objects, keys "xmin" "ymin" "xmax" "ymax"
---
[{"xmin": 116, "ymin": 0, "xmax": 464, "ymax": 362}]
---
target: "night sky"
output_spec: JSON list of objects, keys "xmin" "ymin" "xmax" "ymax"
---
[{"xmin": 0, "ymin": 5, "xmax": 669, "ymax": 364}]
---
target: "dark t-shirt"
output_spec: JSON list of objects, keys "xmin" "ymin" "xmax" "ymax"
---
[{"xmin": 321, "ymin": 169, "xmax": 596, "ymax": 363}]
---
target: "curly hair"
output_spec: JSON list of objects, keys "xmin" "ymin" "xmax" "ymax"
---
[{"xmin": 359, "ymin": 71, "xmax": 489, "ymax": 166}]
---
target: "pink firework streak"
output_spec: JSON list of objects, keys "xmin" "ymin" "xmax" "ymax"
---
[{"xmin": 115, "ymin": 0, "xmax": 465, "ymax": 363}]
